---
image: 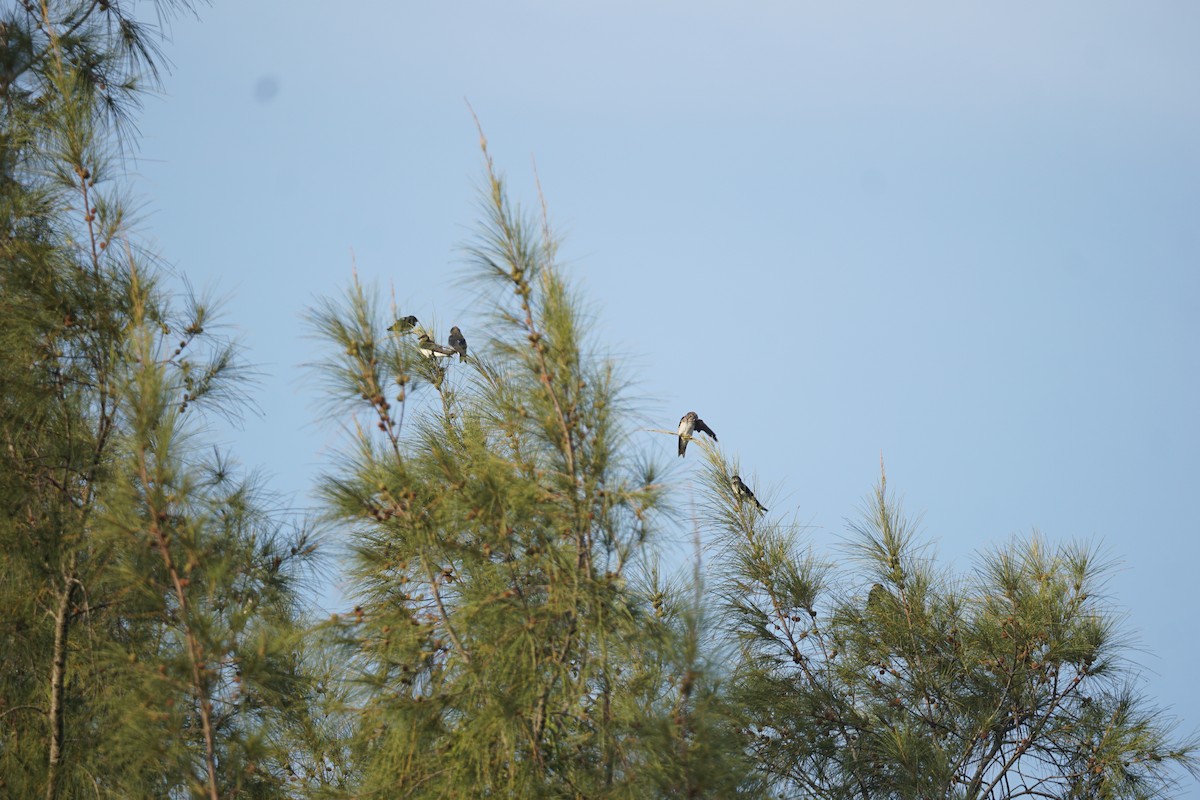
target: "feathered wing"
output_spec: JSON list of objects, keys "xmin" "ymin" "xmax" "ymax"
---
[
  {"xmin": 677, "ymin": 412, "xmax": 696, "ymax": 457},
  {"xmin": 448, "ymin": 327, "xmax": 468, "ymax": 359},
  {"xmin": 418, "ymin": 335, "xmax": 457, "ymax": 358},
  {"xmin": 387, "ymin": 315, "xmax": 418, "ymax": 333},
  {"xmin": 694, "ymin": 418, "xmax": 718, "ymax": 441},
  {"xmin": 731, "ymin": 475, "xmax": 768, "ymax": 513}
]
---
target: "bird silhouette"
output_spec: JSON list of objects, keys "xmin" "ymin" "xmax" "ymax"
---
[
  {"xmin": 677, "ymin": 411, "xmax": 718, "ymax": 457},
  {"xmin": 730, "ymin": 474, "xmax": 767, "ymax": 513},
  {"xmin": 448, "ymin": 326, "xmax": 468, "ymax": 360},
  {"xmin": 387, "ymin": 315, "xmax": 418, "ymax": 333},
  {"xmin": 417, "ymin": 332, "xmax": 457, "ymax": 359}
]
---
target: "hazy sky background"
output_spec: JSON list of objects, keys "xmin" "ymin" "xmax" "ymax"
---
[{"xmin": 135, "ymin": 1, "xmax": 1199, "ymax": 791}]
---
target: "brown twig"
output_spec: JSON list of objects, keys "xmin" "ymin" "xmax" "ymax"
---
[{"xmin": 137, "ymin": 450, "xmax": 220, "ymax": 800}]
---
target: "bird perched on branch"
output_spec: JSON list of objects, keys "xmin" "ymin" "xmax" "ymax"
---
[
  {"xmin": 417, "ymin": 332, "xmax": 457, "ymax": 359},
  {"xmin": 677, "ymin": 411, "xmax": 718, "ymax": 457},
  {"xmin": 731, "ymin": 474, "xmax": 767, "ymax": 512},
  {"xmin": 448, "ymin": 326, "xmax": 468, "ymax": 360},
  {"xmin": 387, "ymin": 315, "xmax": 418, "ymax": 333}
]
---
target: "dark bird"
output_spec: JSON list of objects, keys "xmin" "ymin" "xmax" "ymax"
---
[
  {"xmin": 387, "ymin": 315, "xmax": 418, "ymax": 333},
  {"xmin": 448, "ymin": 326, "xmax": 468, "ymax": 360},
  {"xmin": 677, "ymin": 411, "xmax": 718, "ymax": 457},
  {"xmin": 417, "ymin": 332, "xmax": 457, "ymax": 359},
  {"xmin": 730, "ymin": 474, "xmax": 767, "ymax": 513}
]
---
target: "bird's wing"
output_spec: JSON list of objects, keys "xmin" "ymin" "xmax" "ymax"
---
[
  {"xmin": 694, "ymin": 419, "xmax": 717, "ymax": 440},
  {"xmin": 420, "ymin": 341, "xmax": 457, "ymax": 357}
]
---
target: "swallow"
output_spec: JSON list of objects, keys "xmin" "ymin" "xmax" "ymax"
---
[
  {"xmin": 448, "ymin": 326, "xmax": 468, "ymax": 360},
  {"xmin": 417, "ymin": 332, "xmax": 457, "ymax": 359},
  {"xmin": 677, "ymin": 411, "xmax": 718, "ymax": 457},
  {"xmin": 730, "ymin": 474, "xmax": 767, "ymax": 513},
  {"xmin": 387, "ymin": 315, "xmax": 419, "ymax": 333}
]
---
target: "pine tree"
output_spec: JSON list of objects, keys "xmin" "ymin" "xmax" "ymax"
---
[
  {"xmin": 308, "ymin": 133, "xmax": 753, "ymax": 797},
  {"xmin": 1, "ymin": 3, "xmax": 329, "ymax": 797},
  {"xmin": 10, "ymin": 7, "xmax": 1194, "ymax": 798},
  {"xmin": 701, "ymin": 450, "xmax": 1200, "ymax": 799}
]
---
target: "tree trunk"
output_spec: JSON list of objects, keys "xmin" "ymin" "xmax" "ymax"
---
[{"xmin": 44, "ymin": 576, "xmax": 76, "ymax": 800}]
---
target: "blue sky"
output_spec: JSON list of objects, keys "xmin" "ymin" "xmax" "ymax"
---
[{"xmin": 137, "ymin": 1, "xmax": 1199, "ymax": 789}]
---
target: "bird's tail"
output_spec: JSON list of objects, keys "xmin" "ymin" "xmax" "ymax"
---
[{"xmin": 678, "ymin": 437, "xmax": 687, "ymax": 457}]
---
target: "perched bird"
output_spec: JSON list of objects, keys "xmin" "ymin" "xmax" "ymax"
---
[
  {"xmin": 417, "ymin": 332, "xmax": 457, "ymax": 359},
  {"xmin": 387, "ymin": 315, "xmax": 419, "ymax": 333},
  {"xmin": 730, "ymin": 474, "xmax": 767, "ymax": 513},
  {"xmin": 448, "ymin": 326, "xmax": 468, "ymax": 360},
  {"xmin": 677, "ymin": 411, "xmax": 718, "ymax": 457}
]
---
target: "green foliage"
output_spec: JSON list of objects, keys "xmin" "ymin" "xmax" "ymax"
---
[
  {"xmin": 701, "ymin": 454, "xmax": 1199, "ymax": 799},
  {"xmin": 1, "ymin": 3, "xmax": 329, "ymax": 798},
  {"xmin": 306, "ymin": 129, "xmax": 1197, "ymax": 800},
  {"xmin": 5, "ymin": 5, "xmax": 1196, "ymax": 799},
  {"xmin": 308, "ymin": 137, "xmax": 753, "ymax": 797}
]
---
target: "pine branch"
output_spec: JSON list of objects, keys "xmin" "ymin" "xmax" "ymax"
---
[{"xmin": 43, "ymin": 569, "xmax": 78, "ymax": 800}]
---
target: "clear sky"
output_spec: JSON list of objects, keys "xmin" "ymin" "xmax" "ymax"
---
[{"xmin": 136, "ymin": 1, "xmax": 1199, "ymax": 790}]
